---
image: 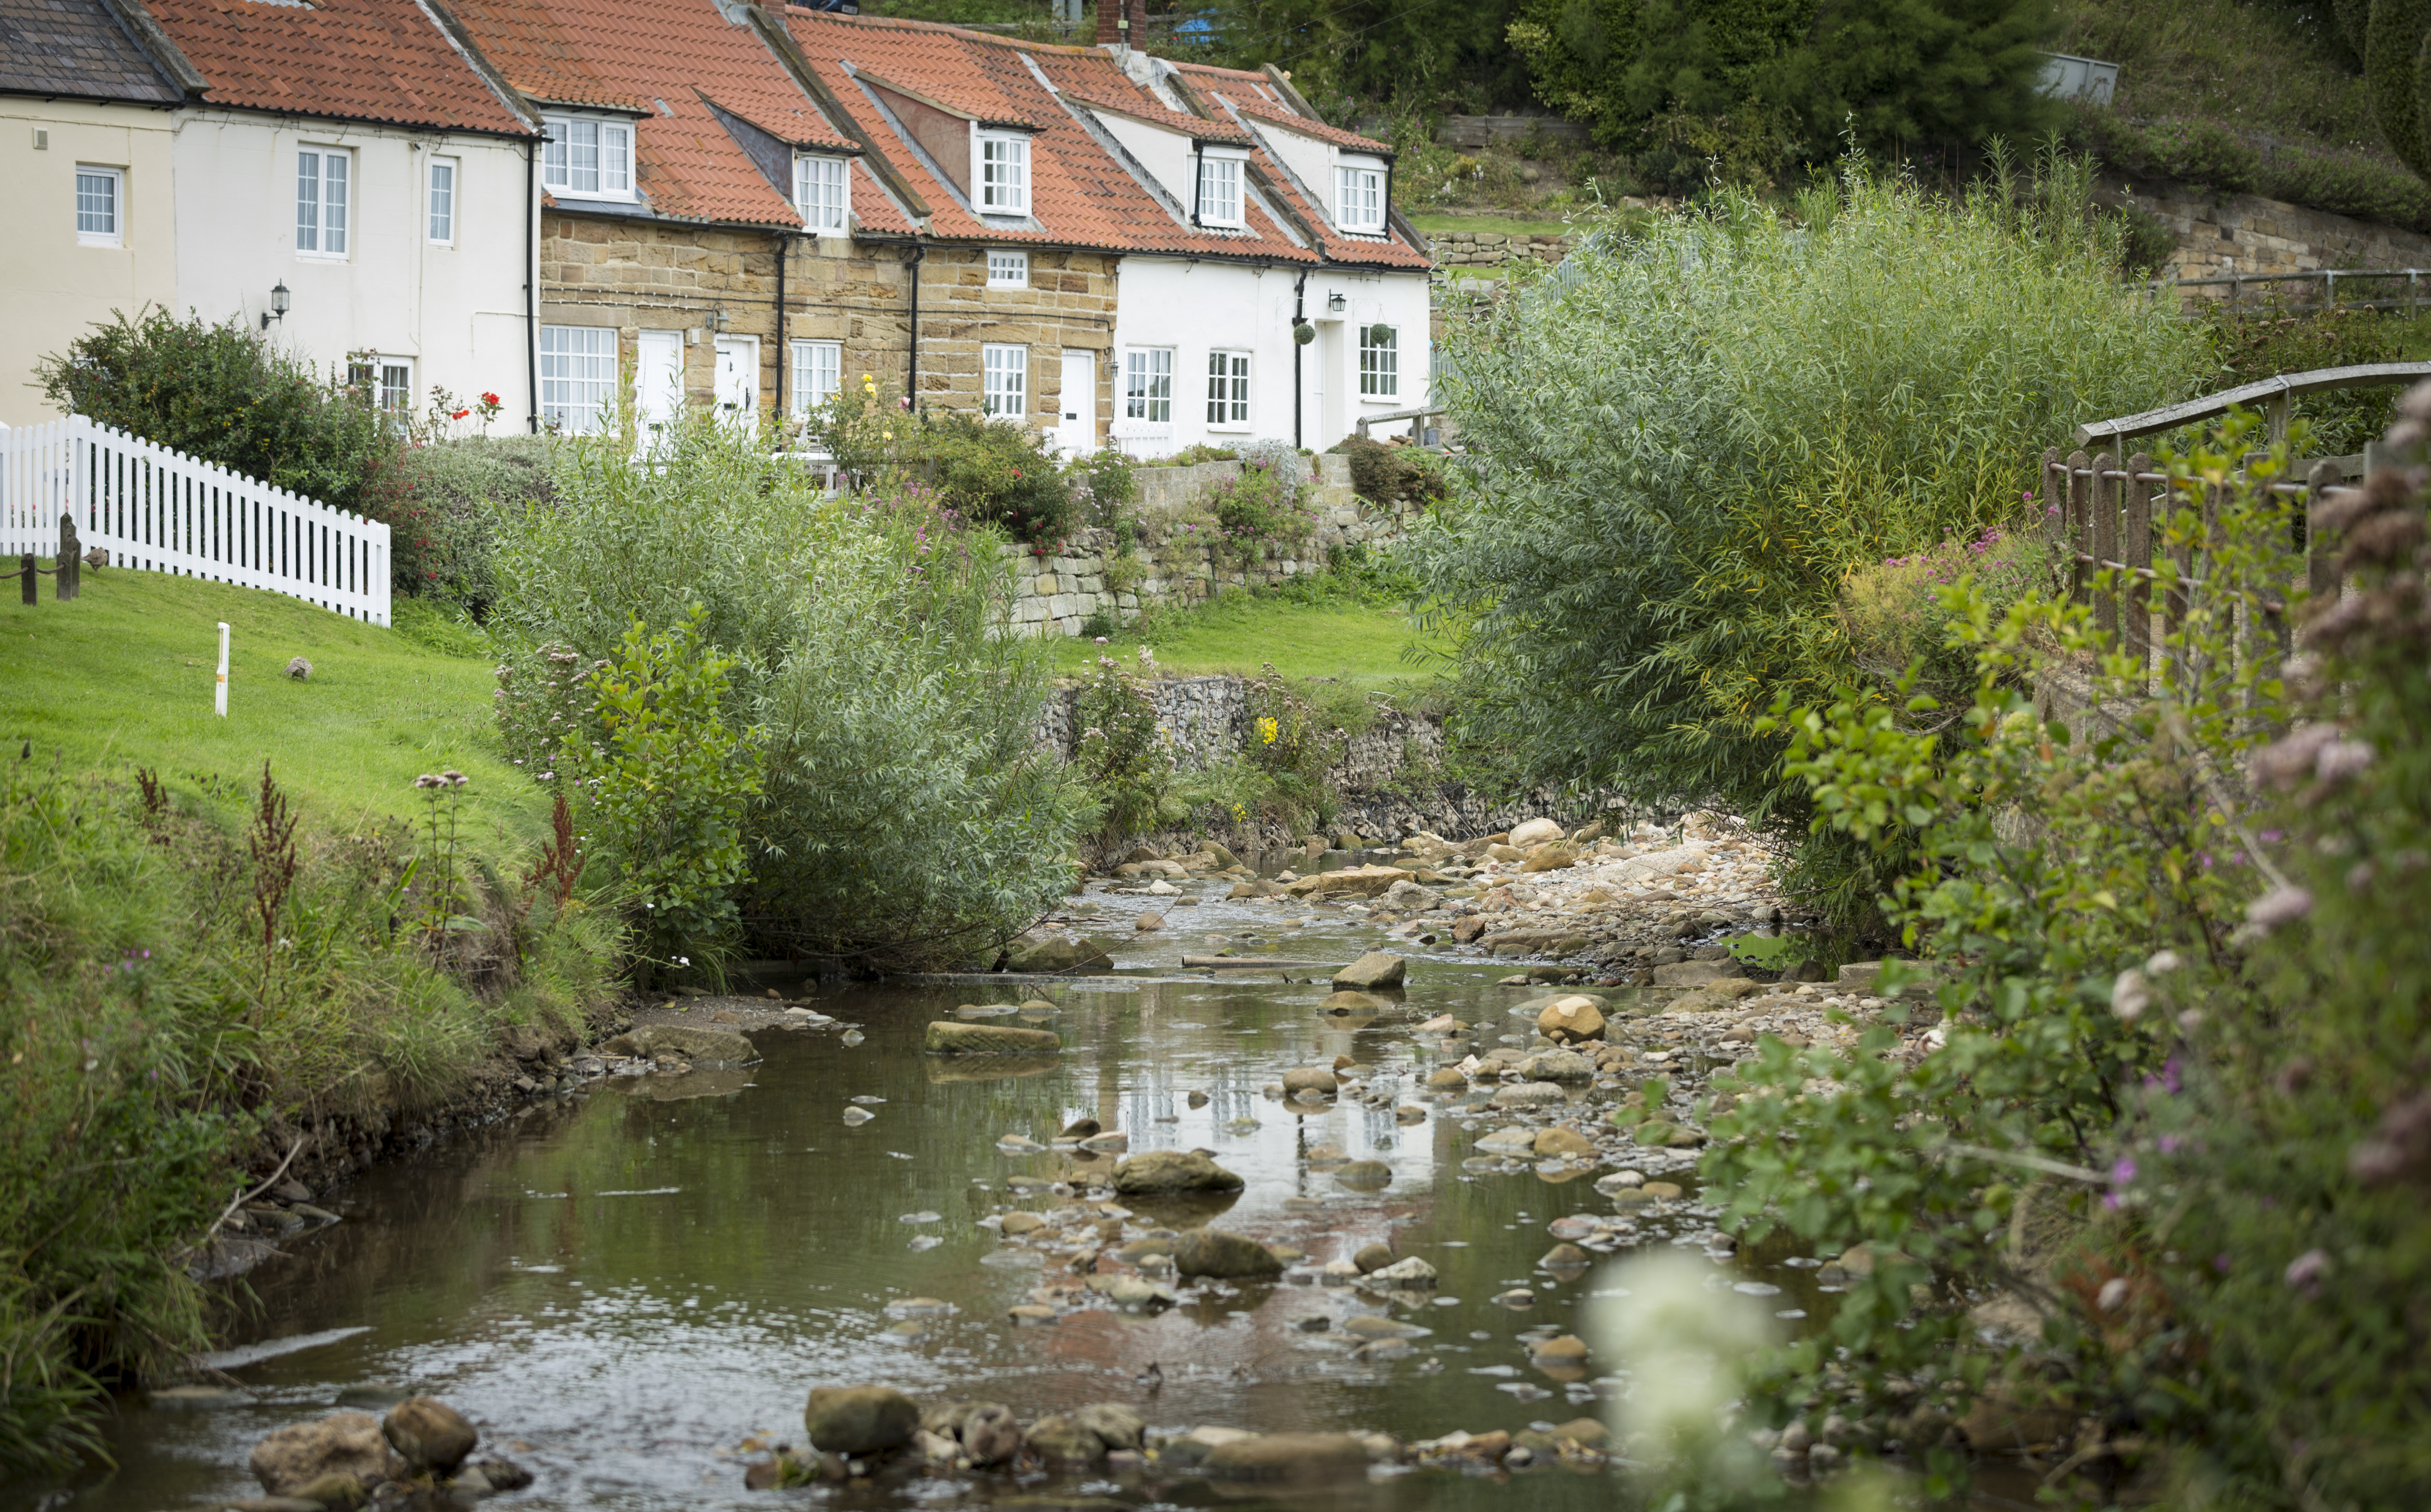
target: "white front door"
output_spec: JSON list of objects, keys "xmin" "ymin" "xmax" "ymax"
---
[
  {"xmin": 636, "ymin": 330, "xmax": 683, "ymax": 445},
  {"xmin": 1055, "ymin": 350, "xmax": 1096, "ymax": 456},
  {"xmin": 713, "ymin": 336, "xmax": 758, "ymax": 429}
]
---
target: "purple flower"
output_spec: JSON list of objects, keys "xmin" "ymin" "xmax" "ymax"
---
[{"xmin": 2111, "ymin": 1157, "xmax": 2138, "ymax": 1186}]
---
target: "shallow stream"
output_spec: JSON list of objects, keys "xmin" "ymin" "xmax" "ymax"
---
[{"xmin": 34, "ymin": 862, "xmax": 1852, "ymax": 1512}]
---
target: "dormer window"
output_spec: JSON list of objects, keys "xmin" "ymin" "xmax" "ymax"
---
[
  {"xmin": 542, "ymin": 114, "xmax": 634, "ymax": 201},
  {"xmin": 795, "ymin": 153, "xmax": 848, "ymax": 233},
  {"xmin": 977, "ymin": 131, "xmax": 1029, "ymax": 216},
  {"xmin": 1196, "ymin": 148, "xmax": 1245, "ymax": 229},
  {"xmin": 1334, "ymin": 156, "xmax": 1385, "ymax": 234}
]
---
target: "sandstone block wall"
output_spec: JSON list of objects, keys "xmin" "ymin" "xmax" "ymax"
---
[
  {"xmin": 2101, "ymin": 173, "xmax": 2431, "ymax": 289},
  {"xmin": 1430, "ymin": 231, "xmax": 1574, "ymax": 269},
  {"xmin": 1003, "ymin": 452, "xmax": 1425, "ymax": 638}
]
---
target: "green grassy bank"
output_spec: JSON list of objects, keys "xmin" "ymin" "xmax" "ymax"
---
[
  {"xmin": 0, "ymin": 570, "xmax": 542, "ymax": 850},
  {"xmin": 1042, "ymin": 589, "xmax": 1441, "ymax": 693}
]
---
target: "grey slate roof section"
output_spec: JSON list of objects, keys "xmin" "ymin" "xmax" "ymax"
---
[{"xmin": 0, "ymin": 0, "xmax": 186, "ymax": 102}]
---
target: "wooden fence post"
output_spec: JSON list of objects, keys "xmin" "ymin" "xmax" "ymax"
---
[
  {"xmin": 2091, "ymin": 451, "xmax": 2119, "ymax": 646},
  {"xmin": 2066, "ymin": 448, "xmax": 2092, "ymax": 607},
  {"xmin": 18, "ymin": 553, "xmax": 33, "ymax": 607},
  {"xmin": 2124, "ymin": 453, "xmax": 2153, "ymax": 679},
  {"xmin": 2306, "ymin": 460, "xmax": 2343, "ymax": 604},
  {"xmin": 56, "ymin": 513, "xmax": 78, "ymax": 601},
  {"xmin": 2040, "ymin": 447, "xmax": 2066, "ymax": 594}
]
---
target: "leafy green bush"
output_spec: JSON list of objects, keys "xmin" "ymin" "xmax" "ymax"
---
[
  {"xmin": 1206, "ymin": 458, "xmax": 1317, "ymax": 563},
  {"xmin": 2197, "ymin": 297, "xmax": 2418, "ymax": 454},
  {"xmin": 2064, "ymin": 101, "xmax": 2431, "ymax": 232},
  {"xmin": 803, "ymin": 378, "xmax": 1075, "ymax": 545},
  {"xmin": 493, "ymin": 412, "xmax": 1088, "ymax": 969},
  {"xmin": 1071, "ymin": 647, "xmax": 1173, "ymax": 839},
  {"xmin": 1837, "ymin": 524, "xmax": 2052, "ymax": 707},
  {"xmin": 1330, "ymin": 434, "xmax": 1447, "ymax": 509},
  {"xmin": 35, "ymin": 307, "xmax": 399, "ymax": 520},
  {"xmin": 561, "ymin": 610, "xmax": 763, "ymax": 976},
  {"xmin": 1067, "ymin": 446, "xmax": 1139, "ymax": 536},
  {"xmin": 1703, "ymin": 409, "xmax": 2431, "ymax": 1502},
  {"xmin": 1412, "ymin": 152, "xmax": 2200, "ymax": 920},
  {"xmin": 366, "ymin": 435, "xmax": 555, "ymax": 615}
]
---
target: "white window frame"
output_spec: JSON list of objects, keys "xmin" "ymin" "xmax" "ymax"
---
[
  {"xmin": 976, "ymin": 130, "xmax": 1030, "ymax": 216},
  {"xmin": 347, "ymin": 356, "xmax": 416, "ymax": 416},
  {"xmin": 1334, "ymin": 156, "xmax": 1385, "ymax": 235},
  {"xmin": 296, "ymin": 147, "xmax": 352, "ymax": 258},
  {"xmin": 987, "ymin": 249, "xmax": 1029, "ymax": 289},
  {"xmin": 982, "ymin": 343, "xmax": 1028, "ymax": 418},
  {"xmin": 790, "ymin": 339, "xmax": 841, "ymax": 415},
  {"xmin": 1124, "ymin": 347, "xmax": 1172, "ymax": 423},
  {"xmin": 427, "ymin": 155, "xmax": 457, "ymax": 246},
  {"xmin": 75, "ymin": 164, "xmax": 123, "ymax": 247},
  {"xmin": 540, "ymin": 114, "xmax": 634, "ymax": 202},
  {"xmin": 1195, "ymin": 148, "xmax": 1245, "ymax": 229},
  {"xmin": 539, "ymin": 325, "xmax": 617, "ymax": 434},
  {"xmin": 1359, "ymin": 323, "xmax": 1398, "ymax": 399},
  {"xmin": 794, "ymin": 152, "xmax": 847, "ymax": 233},
  {"xmin": 1206, "ymin": 350, "xmax": 1250, "ymax": 429}
]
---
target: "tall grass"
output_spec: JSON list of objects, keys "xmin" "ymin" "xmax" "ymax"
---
[{"xmin": 1413, "ymin": 149, "xmax": 2203, "ymax": 918}]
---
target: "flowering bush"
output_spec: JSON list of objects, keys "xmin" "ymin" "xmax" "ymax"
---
[
  {"xmin": 365, "ymin": 434, "xmax": 553, "ymax": 613},
  {"xmin": 1838, "ymin": 520, "xmax": 2052, "ymax": 703},
  {"xmin": 801, "ymin": 375, "xmax": 1075, "ymax": 545},
  {"xmin": 1206, "ymin": 457, "xmax": 1317, "ymax": 564},
  {"xmin": 1072, "ymin": 646, "xmax": 1173, "ymax": 839}
]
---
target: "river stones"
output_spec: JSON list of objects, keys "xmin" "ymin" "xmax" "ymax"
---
[
  {"xmin": 1321, "ymin": 990, "xmax": 1387, "ymax": 1013},
  {"xmin": 1508, "ymin": 818, "xmax": 1562, "ymax": 848},
  {"xmin": 1517, "ymin": 1050, "xmax": 1595, "ymax": 1082},
  {"xmin": 1331, "ymin": 950, "xmax": 1408, "ymax": 989},
  {"xmin": 382, "ymin": 1396, "xmax": 476, "ymax": 1474},
  {"xmin": 1521, "ymin": 843, "xmax": 1576, "ymax": 873},
  {"xmin": 1333, "ymin": 1160, "xmax": 1392, "ymax": 1189},
  {"xmin": 1476, "ymin": 1126, "xmax": 1536, "ymax": 1155},
  {"xmin": 921, "ymin": 1401, "xmax": 1020, "ymax": 1466},
  {"xmin": 1204, "ymin": 1432, "xmax": 1374, "ymax": 1486},
  {"xmin": 1111, "ymin": 1150, "xmax": 1243, "ymax": 1195},
  {"xmin": 1532, "ymin": 1127, "xmax": 1596, "ymax": 1161},
  {"xmin": 1537, "ymin": 995, "xmax": 1606, "ymax": 1043},
  {"xmin": 1424, "ymin": 1067, "xmax": 1470, "ymax": 1091},
  {"xmin": 1005, "ymin": 935, "xmax": 1115, "ymax": 973},
  {"xmin": 1281, "ymin": 1065, "xmax": 1340, "ymax": 1097},
  {"xmin": 597, "ymin": 1025, "xmax": 758, "ymax": 1067},
  {"xmin": 1173, "ymin": 1228, "xmax": 1285, "ymax": 1279},
  {"xmin": 1651, "ymin": 959, "xmax": 1743, "ymax": 987},
  {"xmin": 1530, "ymin": 1334, "xmax": 1590, "ymax": 1365},
  {"xmin": 924, "ymin": 1022, "xmax": 1062, "ymax": 1055},
  {"xmin": 1353, "ymin": 1241, "xmax": 1395, "ymax": 1273},
  {"xmin": 1493, "ymin": 1081, "xmax": 1567, "ymax": 1107},
  {"xmin": 1026, "ymin": 1402, "xmax": 1144, "ymax": 1465},
  {"xmin": 248, "ymin": 1412, "xmax": 406, "ymax": 1496},
  {"xmin": 1366, "ymin": 1255, "xmax": 1438, "ymax": 1287},
  {"xmin": 804, "ymin": 1385, "xmax": 918, "ymax": 1455}
]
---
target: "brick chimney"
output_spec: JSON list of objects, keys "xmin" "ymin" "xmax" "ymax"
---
[{"xmin": 1096, "ymin": 0, "xmax": 1140, "ymax": 47}]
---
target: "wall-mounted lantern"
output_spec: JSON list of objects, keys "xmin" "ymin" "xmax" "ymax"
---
[
  {"xmin": 1327, "ymin": 291, "xmax": 1346, "ymax": 314},
  {"xmin": 261, "ymin": 281, "xmax": 290, "ymax": 332}
]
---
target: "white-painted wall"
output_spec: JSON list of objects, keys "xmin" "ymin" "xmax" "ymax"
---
[
  {"xmin": 172, "ymin": 112, "xmax": 533, "ymax": 425},
  {"xmin": 1108, "ymin": 256, "xmax": 1429, "ymax": 457},
  {"xmin": 0, "ymin": 99, "xmax": 180, "ymax": 427}
]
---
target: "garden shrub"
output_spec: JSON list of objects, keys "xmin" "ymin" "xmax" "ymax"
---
[
  {"xmin": 35, "ymin": 307, "xmax": 398, "ymax": 519},
  {"xmin": 2197, "ymin": 296, "xmax": 2416, "ymax": 455},
  {"xmin": 1837, "ymin": 525, "xmax": 2051, "ymax": 707},
  {"xmin": 365, "ymin": 435, "xmax": 555, "ymax": 615},
  {"xmin": 1704, "ymin": 409, "xmax": 2431, "ymax": 1505},
  {"xmin": 803, "ymin": 377, "xmax": 1075, "ymax": 545},
  {"xmin": 1411, "ymin": 150, "xmax": 2200, "ymax": 922},
  {"xmin": 559, "ymin": 609, "xmax": 763, "ymax": 978},
  {"xmin": 2063, "ymin": 100, "xmax": 2431, "ymax": 233},
  {"xmin": 1071, "ymin": 646, "xmax": 1173, "ymax": 839},
  {"xmin": 1330, "ymin": 434, "xmax": 1447, "ymax": 508},
  {"xmin": 492, "ymin": 411, "xmax": 1088, "ymax": 969},
  {"xmin": 1206, "ymin": 457, "xmax": 1317, "ymax": 563}
]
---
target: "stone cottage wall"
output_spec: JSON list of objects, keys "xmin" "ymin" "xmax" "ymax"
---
[
  {"xmin": 1003, "ymin": 451, "xmax": 1426, "ymax": 638},
  {"xmin": 1430, "ymin": 231, "xmax": 1574, "ymax": 269}
]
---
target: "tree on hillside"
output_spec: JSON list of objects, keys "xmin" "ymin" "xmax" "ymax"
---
[
  {"xmin": 1196, "ymin": 0, "xmax": 1536, "ymax": 113},
  {"xmin": 1506, "ymin": 0, "xmax": 2056, "ymax": 180},
  {"xmin": 2342, "ymin": 0, "xmax": 2431, "ymax": 180}
]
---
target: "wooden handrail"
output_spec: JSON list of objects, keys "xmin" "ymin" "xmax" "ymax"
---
[
  {"xmin": 1355, "ymin": 403, "xmax": 1449, "ymax": 440},
  {"xmin": 2075, "ymin": 362, "xmax": 2431, "ymax": 446}
]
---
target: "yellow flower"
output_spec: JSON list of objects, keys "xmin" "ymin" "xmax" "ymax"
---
[
  {"xmin": 882, "ymin": 429, "xmax": 894, "ymax": 440},
  {"xmin": 1256, "ymin": 715, "xmax": 1279, "ymax": 745}
]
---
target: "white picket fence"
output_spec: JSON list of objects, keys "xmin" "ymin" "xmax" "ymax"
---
[{"xmin": 0, "ymin": 415, "xmax": 390, "ymax": 626}]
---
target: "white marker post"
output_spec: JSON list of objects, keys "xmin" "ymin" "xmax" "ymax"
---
[{"xmin": 215, "ymin": 622, "xmax": 229, "ymax": 717}]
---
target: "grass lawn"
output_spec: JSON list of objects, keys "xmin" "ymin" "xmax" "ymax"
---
[
  {"xmin": 1042, "ymin": 587, "xmax": 1446, "ymax": 692},
  {"xmin": 0, "ymin": 570, "xmax": 547, "ymax": 852}
]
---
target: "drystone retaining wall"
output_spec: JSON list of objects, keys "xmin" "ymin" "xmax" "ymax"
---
[
  {"xmin": 1004, "ymin": 451, "xmax": 1424, "ymax": 638},
  {"xmin": 2101, "ymin": 172, "xmax": 2431, "ymax": 284},
  {"xmin": 1431, "ymin": 231, "xmax": 1575, "ymax": 269}
]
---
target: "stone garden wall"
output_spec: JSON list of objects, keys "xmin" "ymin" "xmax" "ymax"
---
[
  {"xmin": 1003, "ymin": 451, "xmax": 1425, "ymax": 638},
  {"xmin": 1430, "ymin": 231, "xmax": 1575, "ymax": 270}
]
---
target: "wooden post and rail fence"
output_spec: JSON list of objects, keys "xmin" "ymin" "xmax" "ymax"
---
[
  {"xmin": 2045, "ymin": 360, "xmax": 2431, "ymax": 683},
  {"xmin": 0, "ymin": 415, "xmax": 391, "ymax": 625}
]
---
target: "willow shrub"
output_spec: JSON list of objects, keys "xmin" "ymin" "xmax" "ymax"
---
[
  {"xmin": 492, "ymin": 416, "xmax": 1088, "ymax": 970},
  {"xmin": 1413, "ymin": 151, "xmax": 2202, "ymax": 919}
]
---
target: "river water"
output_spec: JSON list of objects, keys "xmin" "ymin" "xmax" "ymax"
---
[{"xmin": 39, "ymin": 864, "xmax": 1853, "ymax": 1512}]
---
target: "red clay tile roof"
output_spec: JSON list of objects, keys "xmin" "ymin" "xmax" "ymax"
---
[
  {"xmin": 444, "ymin": 0, "xmax": 859, "ymax": 226},
  {"xmin": 853, "ymin": 65, "xmax": 1042, "ymax": 129},
  {"xmin": 782, "ymin": 10, "xmax": 1424, "ymax": 270},
  {"xmin": 1062, "ymin": 87, "xmax": 1251, "ymax": 145},
  {"xmin": 1217, "ymin": 91, "xmax": 1390, "ymax": 154},
  {"xmin": 141, "ymin": 0, "xmax": 530, "ymax": 133}
]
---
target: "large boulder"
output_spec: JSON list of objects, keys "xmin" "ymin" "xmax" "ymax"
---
[
  {"xmin": 1111, "ymin": 1149, "xmax": 1244, "ymax": 1195},
  {"xmin": 1332, "ymin": 951, "xmax": 1407, "ymax": 990},
  {"xmin": 924, "ymin": 1021, "xmax": 1062, "ymax": 1055},
  {"xmin": 1281, "ymin": 1065, "xmax": 1341, "ymax": 1097},
  {"xmin": 1173, "ymin": 1228, "xmax": 1287, "ymax": 1278},
  {"xmin": 1516, "ymin": 1050, "xmax": 1595, "ymax": 1083},
  {"xmin": 1508, "ymin": 818, "xmax": 1564, "ymax": 848},
  {"xmin": 1005, "ymin": 935, "xmax": 1115, "ymax": 973},
  {"xmin": 1310, "ymin": 864, "xmax": 1412, "ymax": 899},
  {"xmin": 1651, "ymin": 959, "xmax": 1745, "ymax": 987},
  {"xmin": 597, "ymin": 1025, "xmax": 758, "ymax": 1067},
  {"xmin": 804, "ymin": 1385, "xmax": 919, "ymax": 1455},
  {"xmin": 1379, "ymin": 879, "xmax": 1438, "ymax": 911},
  {"xmin": 381, "ymin": 1397, "xmax": 477, "ymax": 1475},
  {"xmin": 1521, "ymin": 843, "xmax": 1576, "ymax": 873},
  {"xmin": 1537, "ymin": 995, "xmax": 1606, "ymax": 1043},
  {"xmin": 249, "ymin": 1413, "xmax": 406, "ymax": 1496},
  {"xmin": 1204, "ymin": 1432, "xmax": 1374, "ymax": 1486},
  {"xmin": 921, "ymin": 1401, "xmax": 1021, "ymax": 1466}
]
